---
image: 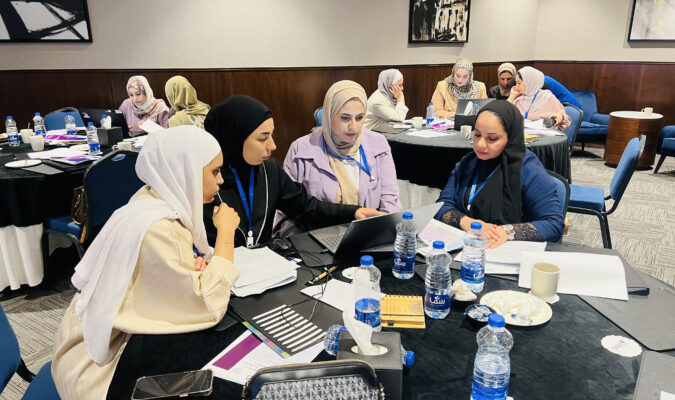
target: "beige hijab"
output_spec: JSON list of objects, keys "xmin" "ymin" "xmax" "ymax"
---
[
  {"xmin": 164, "ymin": 76, "xmax": 210, "ymax": 128},
  {"xmin": 321, "ymin": 80, "xmax": 368, "ymax": 206}
]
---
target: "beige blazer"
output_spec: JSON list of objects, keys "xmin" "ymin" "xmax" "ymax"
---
[
  {"xmin": 431, "ymin": 80, "xmax": 487, "ymax": 118},
  {"xmin": 364, "ymin": 90, "xmax": 409, "ymax": 131}
]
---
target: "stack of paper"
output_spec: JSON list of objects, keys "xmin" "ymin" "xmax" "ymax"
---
[
  {"xmin": 232, "ymin": 247, "xmax": 298, "ymax": 297},
  {"xmin": 417, "ymin": 219, "xmax": 464, "ymax": 257},
  {"xmin": 454, "ymin": 241, "xmax": 547, "ymax": 274},
  {"xmin": 301, "ymin": 279, "xmax": 385, "ymax": 312},
  {"xmin": 28, "ymin": 147, "xmax": 86, "ymax": 159},
  {"xmin": 405, "ymin": 129, "xmax": 447, "ymax": 138}
]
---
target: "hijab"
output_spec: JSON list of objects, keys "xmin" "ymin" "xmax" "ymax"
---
[
  {"xmin": 468, "ymin": 100, "xmax": 525, "ymax": 225},
  {"xmin": 376, "ymin": 69, "xmax": 404, "ymax": 105},
  {"xmin": 126, "ymin": 76, "xmax": 167, "ymax": 121},
  {"xmin": 321, "ymin": 80, "xmax": 368, "ymax": 206},
  {"xmin": 497, "ymin": 63, "xmax": 516, "ymax": 97},
  {"xmin": 71, "ymin": 126, "xmax": 220, "ymax": 364},
  {"xmin": 445, "ymin": 58, "xmax": 481, "ymax": 99},
  {"xmin": 515, "ymin": 66, "xmax": 554, "ymax": 115},
  {"xmin": 164, "ymin": 76, "xmax": 211, "ymax": 128}
]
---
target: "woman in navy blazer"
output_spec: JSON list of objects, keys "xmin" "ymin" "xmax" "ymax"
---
[{"xmin": 435, "ymin": 101, "xmax": 563, "ymax": 248}]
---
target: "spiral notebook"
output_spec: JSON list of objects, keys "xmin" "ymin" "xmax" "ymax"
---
[{"xmin": 380, "ymin": 295, "xmax": 425, "ymax": 329}]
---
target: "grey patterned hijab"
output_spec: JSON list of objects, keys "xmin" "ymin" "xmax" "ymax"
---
[{"xmin": 445, "ymin": 58, "xmax": 481, "ymax": 99}]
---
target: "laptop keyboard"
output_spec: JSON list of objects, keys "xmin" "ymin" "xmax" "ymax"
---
[{"xmin": 317, "ymin": 233, "xmax": 344, "ymax": 253}]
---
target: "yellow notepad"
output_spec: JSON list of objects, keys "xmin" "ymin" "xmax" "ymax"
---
[{"xmin": 381, "ymin": 295, "xmax": 426, "ymax": 329}]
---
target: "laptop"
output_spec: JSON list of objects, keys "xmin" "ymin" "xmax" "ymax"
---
[
  {"xmin": 80, "ymin": 108, "xmax": 130, "ymax": 138},
  {"xmin": 454, "ymin": 98, "xmax": 496, "ymax": 130}
]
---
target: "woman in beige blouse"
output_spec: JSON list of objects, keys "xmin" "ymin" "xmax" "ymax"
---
[{"xmin": 431, "ymin": 58, "xmax": 487, "ymax": 118}]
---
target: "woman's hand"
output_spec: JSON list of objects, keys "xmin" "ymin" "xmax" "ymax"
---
[
  {"xmin": 213, "ymin": 203, "xmax": 240, "ymax": 234},
  {"xmin": 193, "ymin": 254, "xmax": 210, "ymax": 271},
  {"xmin": 389, "ymin": 84, "xmax": 404, "ymax": 103},
  {"xmin": 355, "ymin": 208, "xmax": 386, "ymax": 219},
  {"xmin": 460, "ymin": 216, "xmax": 502, "ymax": 242},
  {"xmin": 550, "ymin": 113, "xmax": 564, "ymax": 126},
  {"xmin": 484, "ymin": 225, "xmax": 508, "ymax": 249},
  {"xmin": 507, "ymin": 87, "xmax": 521, "ymax": 102}
]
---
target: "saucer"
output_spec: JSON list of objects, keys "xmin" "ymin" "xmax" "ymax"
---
[{"xmin": 5, "ymin": 159, "xmax": 42, "ymax": 169}]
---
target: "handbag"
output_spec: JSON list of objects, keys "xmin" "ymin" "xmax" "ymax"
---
[
  {"xmin": 242, "ymin": 359, "xmax": 385, "ymax": 400},
  {"xmin": 71, "ymin": 186, "xmax": 86, "ymax": 226}
]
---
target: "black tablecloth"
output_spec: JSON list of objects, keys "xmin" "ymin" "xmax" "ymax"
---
[
  {"xmin": 107, "ymin": 245, "xmax": 665, "ymax": 400},
  {"xmin": 381, "ymin": 130, "xmax": 571, "ymax": 189}
]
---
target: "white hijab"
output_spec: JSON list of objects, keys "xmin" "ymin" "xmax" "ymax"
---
[
  {"xmin": 71, "ymin": 125, "xmax": 220, "ymax": 364},
  {"xmin": 376, "ymin": 69, "xmax": 403, "ymax": 104}
]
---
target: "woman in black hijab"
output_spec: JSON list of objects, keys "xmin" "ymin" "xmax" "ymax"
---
[
  {"xmin": 203, "ymin": 95, "xmax": 382, "ymax": 248},
  {"xmin": 434, "ymin": 100, "xmax": 563, "ymax": 247}
]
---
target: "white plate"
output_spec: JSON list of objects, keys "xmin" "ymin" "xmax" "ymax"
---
[
  {"xmin": 479, "ymin": 290, "xmax": 552, "ymax": 327},
  {"xmin": 5, "ymin": 159, "xmax": 42, "ymax": 169},
  {"xmin": 70, "ymin": 144, "xmax": 89, "ymax": 151}
]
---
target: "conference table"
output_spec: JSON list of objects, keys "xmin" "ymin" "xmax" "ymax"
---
[{"xmin": 107, "ymin": 240, "xmax": 674, "ymax": 399}]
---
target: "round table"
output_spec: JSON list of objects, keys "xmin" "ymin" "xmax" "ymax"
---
[{"xmin": 605, "ymin": 111, "xmax": 663, "ymax": 168}]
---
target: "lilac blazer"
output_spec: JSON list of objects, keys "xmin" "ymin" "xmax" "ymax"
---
[{"xmin": 274, "ymin": 127, "xmax": 402, "ymax": 236}]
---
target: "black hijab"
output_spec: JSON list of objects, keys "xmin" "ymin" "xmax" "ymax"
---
[{"xmin": 468, "ymin": 100, "xmax": 525, "ymax": 225}]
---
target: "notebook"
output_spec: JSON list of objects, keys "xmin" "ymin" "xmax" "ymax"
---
[{"xmin": 380, "ymin": 295, "xmax": 425, "ymax": 329}]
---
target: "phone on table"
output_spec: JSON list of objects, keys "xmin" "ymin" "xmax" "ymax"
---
[{"xmin": 131, "ymin": 369, "xmax": 213, "ymax": 399}]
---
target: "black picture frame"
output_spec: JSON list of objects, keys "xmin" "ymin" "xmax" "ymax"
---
[
  {"xmin": 408, "ymin": 0, "xmax": 471, "ymax": 43},
  {"xmin": 627, "ymin": 0, "xmax": 675, "ymax": 42},
  {"xmin": 0, "ymin": 0, "xmax": 92, "ymax": 42}
]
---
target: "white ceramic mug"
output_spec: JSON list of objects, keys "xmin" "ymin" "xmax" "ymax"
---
[
  {"xmin": 531, "ymin": 262, "xmax": 560, "ymax": 302},
  {"xmin": 20, "ymin": 129, "xmax": 34, "ymax": 144},
  {"xmin": 411, "ymin": 117, "xmax": 424, "ymax": 129},
  {"xmin": 641, "ymin": 107, "xmax": 653, "ymax": 116},
  {"xmin": 30, "ymin": 135, "xmax": 44, "ymax": 151},
  {"xmin": 461, "ymin": 125, "xmax": 472, "ymax": 139},
  {"xmin": 113, "ymin": 141, "xmax": 133, "ymax": 151}
]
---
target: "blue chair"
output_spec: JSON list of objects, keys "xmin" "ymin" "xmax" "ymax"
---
[
  {"xmin": 568, "ymin": 135, "xmax": 645, "ymax": 249},
  {"xmin": 654, "ymin": 125, "xmax": 675, "ymax": 174},
  {"xmin": 314, "ymin": 107, "xmax": 323, "ymax": 127},
  {"xmin": 0, "ymin": 305, "xmax": 60, "ymax": 399},
  {"xmin": 570, "ymin": 91, "xmax": 610, "ymax": 150},
  {"xmin": 562, "ymin": 102, "xmax": 583, "ymax": 155},
  {"xmin": 546, "ymin": 170, "xmax": 570, "ymax": 243},
  {"xmin": 44, "ymin": 108, "xmax": 85, "ymax": 131},
  {"xmin": 544, "ymin": 76, "xmax": 582, "ymax": 109},
  {"xmin": 41, "ymin": 151, "xmax": 144, "ymax": 272}
]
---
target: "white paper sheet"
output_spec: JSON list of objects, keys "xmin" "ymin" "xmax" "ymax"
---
[
  {"xmin": 453, "ymin": 241, "xmax": 547, "ymax": 274},
  {"xmin": 417, "ymin": 219, "xmax": 464, "ymax": 257},
  {"xmin": 518, "ymin": 251, "xmax": 628, "ymax": 301},
  {"xmin": 300, "ymin": 279, "xmax": 384, "ymax": 313},
  {"xmin": 524, "ymin": 126, "xmax": 565, "ymax": 137},
  {"xmin": 405, "ymin": 129, "xmax": 448, "ymax": 138},
  {"xmin": 28, "ymin": 147, "xmax": 86, "ymax": 159},
  {"xmin": 139, "ymin": 119, "xmax": 165, "ymax": 133},
  {"xmin": 231, "ymin": 247, "xmax": 298, "ymax": 297},
  {"xmin": 661, "ymin": 391, "xmax": 675, "ymax": 400},
  {"xmin": 203, "ymin": 330, "xmax": 323, "ymax": 385}
]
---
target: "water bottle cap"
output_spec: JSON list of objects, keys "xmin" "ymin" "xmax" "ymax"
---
[
  {"xmin": 404, "ymin": 350, "xmax": 415, "ymax": 366},
  {"xmin": 66, "ymin": 112, "xmax": 72, "ymax": 115},
  {"xmin": 428, "ymin": 102, "xmax": 433, "ymax": 106},
  {"xmin": 6, "ymin": 116, "xmax": 12, "ymax": 119},
  {"xmin": 470, "ymin": 222, "xmax": 482, "ymax": 230},
  {"xmin": 473, "ymin": 100, "xmax": 478, "ymax": 104},
  {"xmin": 360, "ymin": 255, "xmax": 373, "ymax": 266},
  {"xmin": 87, "ymin": 122, "xmax": 94, "ymax": 126},
  {"xmin": 35, "ymin": 112, "xmax": 41, "ymax": 116},
  {"xmin": 101, "ymin": 114, "xmax": 107, "ymax": 118},
  {"xmin": 432, "ymin": 240, "xmax": 445, "ymax": 249},
  {"xmin": 488, "ymin": 313, "xmax": 505, "ymax": 328},
  {"xmin": 402, "ymin": 212, "xmax": 413, "ymax": 220}
]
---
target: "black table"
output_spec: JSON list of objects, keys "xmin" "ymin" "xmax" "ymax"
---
[
  {"xmin": 108, "ymin": 243, "xmax": 671, "ymax": 399},
  {"xmin": 381, "ymin": 130, "xmax": 571, "ymax": 189}
]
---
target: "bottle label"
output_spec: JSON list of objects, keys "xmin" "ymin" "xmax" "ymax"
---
[
  {"xmin": 471, "ymin": 377, "xmax": 509, "ymax": 400},
  {"xmin": 393, "ymin": 252, "xmax": 415, "ymax": 275},
  {"xmin": 35, "ymin": 129, "xmax": 45, "ymax": 136},
  {"xmin": 355, "ymin": 298, "xmax": 381, "ymax": 329},
  {"xmin": 89, "ymin": 142, "xmax": 100, "ymax": 153},
  {"xmin": 461, "ymin": 261, "xmax": 485, "ymax": 284},
  {"xmin": 424, "ymin": 289, "xmax": 450, "ymax": 311}
]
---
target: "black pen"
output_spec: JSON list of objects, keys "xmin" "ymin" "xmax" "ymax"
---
[{"xmin": 627, "ymin": 286, "xmax": 650, "ymax": 296}]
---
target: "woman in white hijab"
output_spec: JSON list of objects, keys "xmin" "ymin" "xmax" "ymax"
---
[
  {"xmin": 51, "ymin": 126, "xmax": 241, "ymax": 399},
  {"xmin": 119, "ymin": 75, "xmax": 170, "ymax": 136},
  {"xmin": 364, "ymin": 69, "xmax": 409, "ymax": 131}
]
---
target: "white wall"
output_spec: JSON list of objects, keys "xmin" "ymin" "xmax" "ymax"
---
[{"xmin": 0, "ymin": 0, "xmax": 672, "ymax": 71}]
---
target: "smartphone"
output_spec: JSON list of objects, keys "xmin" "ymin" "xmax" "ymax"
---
[{"xmin": 131, "ymin": 369, "xmax": 213, "ymax": 399}]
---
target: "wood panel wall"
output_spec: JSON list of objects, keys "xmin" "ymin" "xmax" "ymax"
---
[{"xmin": 1, "ymin": 61, "xmax": 672, "ymax": 163}]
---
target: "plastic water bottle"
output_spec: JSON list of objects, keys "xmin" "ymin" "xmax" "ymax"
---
[
  {"xmin": 85, "ymin": 122, "xmax": 101, "ymax": 155},
  {"xmin": 470, "ymin": 101, "xmax": 480, "ymax": 115},
  {"xmin": 471, "ymin": 314, "xmax": 513, "ymax": 400},
  {"xmin": 323, "ymin": 324, "xmax": 346, "ymax": 356},
  {"xmin": 462, "ymin": 222, "xmax": 487, "ymax": 293},
  {"xmin": 424, "ymin": 241, "xmax": 451, "ymax": 319},
  {"xmin": 401, "ymin": 345, "xmax": 415, "ymax": 367},
  {"xmin": 426, "ymin": 102, "xmax": 435, "ymax": 125},
  {"xmin": 33, "ymin": 113, "xmax": 46, "ymax": 136},
  {"xmin": 5, "ymin": 116, "xmax": 19, "ymax": 147},
  {"xmin": 65, "ymin": 112, "xmax": 76, "ymax": 135},
  {"xmin": 100, "ymin": 113, "xmax": 112, "ymax": 129},
  {"xmin": 353, "ymin": 255, "xmax": 382, "ymax": 332},
  {"xmin": 393, "ymin": 212, "xmax": 417, "ymax": 279}
]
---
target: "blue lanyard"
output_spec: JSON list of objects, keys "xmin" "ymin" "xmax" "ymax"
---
[
  {"xmin": 524, "ymin": 91, "xmax": 538, "ymax": 119},
  {"xmin": 192, "ymin": 244, "xmax": 199, "ymax": 257},
  {"xmin": 229, "ymin": 165, "xmax": 255, "ymax": 246},
  {"xmin": 467, "ymin": 165, "xmax": 501, "ymax": 211},
  {"xmin": 324, "ymin": 143, "xmax": 374, "ymax": 181}
]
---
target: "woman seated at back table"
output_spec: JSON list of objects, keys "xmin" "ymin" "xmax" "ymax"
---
[
  {"xmin": 489, "ymin": 62, "xmax": 516, "ymax": 100},
  {"xmin": 52, "ymin": 126, "xmax": 241, "ymax": 399},
  {"xmin": 164, "ymin": 75, "xmax": 211, "ymax": 129},
  {"xmin": 435, "ymin": 101, "xmax": 563, "ymax": 247},
  {"xmin": 203, "ymin": 94, "xmax": 383, "ymax": 248},
  {"xmin": 119, "ymin": 75, "xmax": 170, "ymax": 136},
  {"xmin": 431, "ymin": 57, "xmax": 487, "ymax": 118},
  {"xmin": 507, "ymin": 66, "xmax": 570, "ymax": 131},
  {"xmin": 364, "ymin": 69, "xmax": 409, "ymax": 131},
  {"xmin": 276, "ymin": 80, "xmax": 401, "ymax": 236}
]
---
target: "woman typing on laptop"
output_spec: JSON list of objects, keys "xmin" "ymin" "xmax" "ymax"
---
[
  {"xmin": 434, "ymin": 101, "xmax": 564, "ymax": 248},
  {"xmin": 431, "ymin": 58, "xmax": 488, "ymax": 119}
]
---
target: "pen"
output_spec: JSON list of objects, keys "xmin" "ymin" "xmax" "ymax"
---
[
  {"xmin": 306, "ymin": 266, "xmax": 337, "ymax": 285},
  {"xmin": 627, "ymin": 286, "xmax": 650, "ymax": 296}
]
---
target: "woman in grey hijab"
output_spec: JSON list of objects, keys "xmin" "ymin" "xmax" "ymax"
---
[{"xmin": 364, "ymin": 69, "xmax": 409, "ymax": 131}]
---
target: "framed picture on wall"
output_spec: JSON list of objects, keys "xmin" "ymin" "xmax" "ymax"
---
[
  {"xmin": 0, "ymin": 0, "xmax": 92, "ymax": 42},
  {"xmin": 409, "ymin": 0, "xmax": 471, "ymax": 43},
  {"xmin": 628, "ymin": 0, "xmax": 675, "ymax": 41}
]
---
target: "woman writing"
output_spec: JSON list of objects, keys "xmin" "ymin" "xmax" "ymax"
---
[
  {"xmin": 119, "ymin": 75, "xmax": 170, "ymax": 136},
  {"xmin": 52, "ymin": 126, "xmax": 241, "ymax": 399},
  {"xmin": 431, "ymin": 58, "xmax": 487, "ymax": 118},
  {"xmin": 203, "ymin": 95, "xmax": 382, "ymax": 248},
  {"xmin": 164, "ymin": 75, "xmax": 211, "ymax": 129},
  {"xmin": 488, "ymin": 62, "xmax": 516, "ymax": 100},
  {"xmin": 507, "ymin": 66, "xmax": 570, "ymax": 131},
  {"xmin": 277, "ymin": 80, "xmax": 401, "ymax": 236},
  {"xmin": 435, "ymin": 101, "xmax": 563, "ymax": 247},
  {"xmin": 364, "ymin": 69, "xmax": 409, "ymax": 131}
]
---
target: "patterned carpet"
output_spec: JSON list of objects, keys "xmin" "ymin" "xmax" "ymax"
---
[{"xmin": 1, "ymin": 147, "xmax": 674, "ymax": 399}]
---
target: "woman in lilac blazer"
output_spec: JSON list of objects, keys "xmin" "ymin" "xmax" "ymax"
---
[{"xmin": 275, "ymin": 80, "xmax": 402, "ymax": 236}]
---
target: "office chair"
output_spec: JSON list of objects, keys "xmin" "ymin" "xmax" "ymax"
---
[
  {"xmin": 44, "ymin": 107, "xmax": 86, "ymax": 131},
  {"xmin": 570, "ymin": 91, "xmax": 610, "ymax": 151},
  {"xmin": 654, "ymin": 125, "xmax": 675, "ymax": 174},
  {"xmin": 562, "ymin": 102, "xmax": 583, "ymax": 156},
  {"xmin": 314, "ymin": 107, "xmax": 323, "ymax": 127}
]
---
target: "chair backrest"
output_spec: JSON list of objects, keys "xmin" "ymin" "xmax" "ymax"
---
[
  {"xmin": 83, "ymin": 150, "xmax": 145, "ymax": 244},
  {"xmin": 609, "ymin": 135, "xmax": 645, "ymax": 205},
  {"xmin": 0, "ymin": 305, "xmax": 21, "ymax": 392},
  {"xmin": 314, "ymin": 107, "xmax": 323, "ymax": 127},
  {"xmin": 544, "ymin": 76, "xmax": 583, "ymax": 109},
  {"xmin": 562, "ymin": 102, "xmax": 583, "ymax": 154},
  {"xmin": 570, "ymin": 91, "xmax": 597, "ymax": 122},
  {"xmin": 547, "ymin": 170, "xmax": 570, "ymax": 219},
  {"xmin": 44, "ymin": 109, "xmax": 86, "ymax": 130}
]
